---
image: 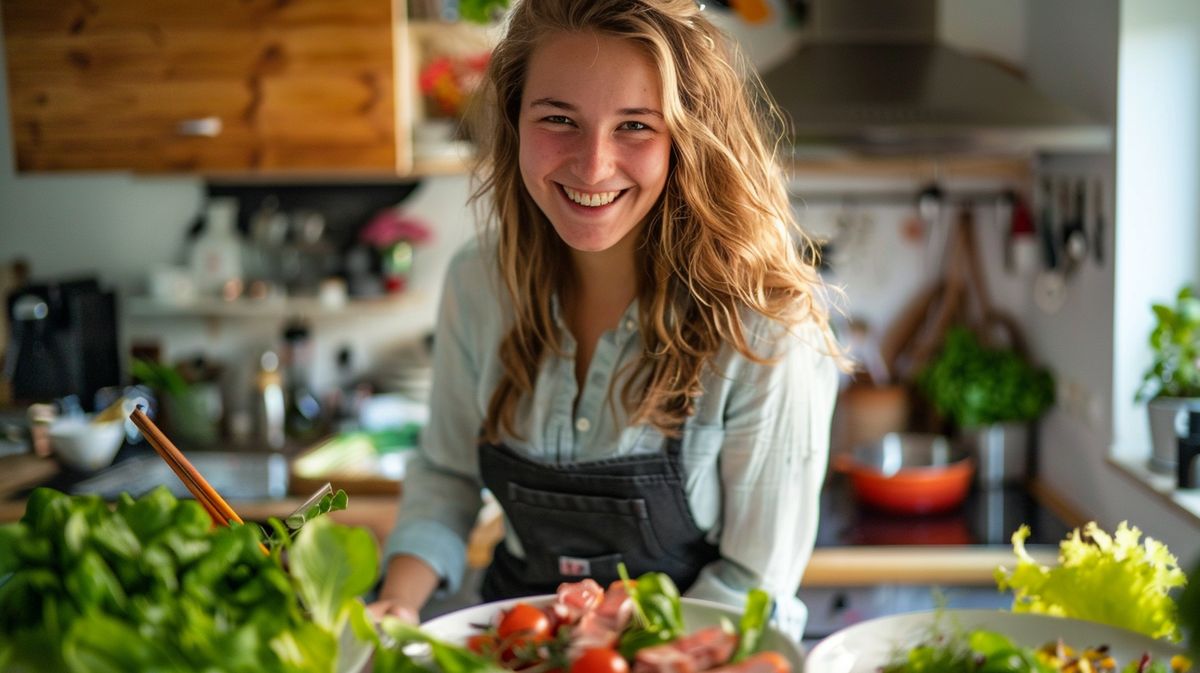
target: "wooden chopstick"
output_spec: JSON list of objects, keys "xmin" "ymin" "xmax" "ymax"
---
[{"xmin": 130, "ymin": 407, "xmax": 245, "ymax": 526}]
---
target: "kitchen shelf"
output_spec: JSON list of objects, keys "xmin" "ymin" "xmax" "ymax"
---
[
  {"xmin": 123, "ymin": 291, "xmax": 428, "ymax": 320},
  {"xmin": 786, "ymin": 154, "xmax": 1034, "ymax": 182}
]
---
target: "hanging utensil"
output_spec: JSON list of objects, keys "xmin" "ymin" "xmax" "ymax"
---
[
  {"xmin": 1002, "ymin": 190, "xmax": 1037, "ymax": 276},
  {"xmin": 1092, "ymin": 177, "xmax": 1106, "ymax": 265},
  {"xmin": 1037, "ymin": 177, "xmax": 1059, "ymax": 271},
  {"xmin": 917, "ymin": 182, "xmax": 946, "ymax": 283},
  {"xmin": 1061, "ymin": 177, "xmax": 1089, "ymax": 274},
  {"xmin": 1032, "ymin": 176, "xmax": 1067, "ymax": 314}
]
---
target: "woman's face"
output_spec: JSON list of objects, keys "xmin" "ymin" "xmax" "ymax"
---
[{"xmin": 518, "ymin": 31, "xmax": 671, "ymax": 259}]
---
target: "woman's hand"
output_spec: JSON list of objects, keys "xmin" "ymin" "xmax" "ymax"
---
[
  {"xmin": 366, "ymin": 598, "xmax": 421, "ymax": 624},
  {"xmin": 367, "ymin": 554, "xmax": 441, "ymax": 624}
]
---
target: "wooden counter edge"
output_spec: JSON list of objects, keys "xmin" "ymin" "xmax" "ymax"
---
[
  {"xmin": 801, "ymin": 545, "xmax": 1058, "ymax": 587},
  {"xmin": 0, "ymin": 494, "xmax": 402, "ymax": 549}
]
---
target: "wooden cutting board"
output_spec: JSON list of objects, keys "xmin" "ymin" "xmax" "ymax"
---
[{"xmin": 0, "ymin": 453, "xmax": 59, "ymax": 500}]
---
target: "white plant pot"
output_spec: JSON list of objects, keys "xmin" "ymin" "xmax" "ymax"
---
[{"xmin": 1146, "ymin": 396, "xmax": 1200, "ymax": 473}]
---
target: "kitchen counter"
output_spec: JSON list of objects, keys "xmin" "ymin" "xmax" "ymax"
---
[
  {"xmin": 1, "ymin": 447, "xmax": 1074, "ymax": 585},
  {"xmin": 801, "ymin": 474, "xmax": 1075, "ymax": 586}
]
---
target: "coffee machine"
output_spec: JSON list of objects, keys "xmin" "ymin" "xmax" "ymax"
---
[{"xmin": 3, "ymin": 278, "xmax": 120, "ymax": 411}]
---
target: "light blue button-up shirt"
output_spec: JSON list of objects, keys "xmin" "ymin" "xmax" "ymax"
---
[{"xmin": 387, "ymin": 239, "xmax": 838, "ymax": 640}]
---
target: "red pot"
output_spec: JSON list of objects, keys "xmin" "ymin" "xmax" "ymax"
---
[{"xmin": 836, "ymin": 432, "xmax": 974, "ymax": 515}]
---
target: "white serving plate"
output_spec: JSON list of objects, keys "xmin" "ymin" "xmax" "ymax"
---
[
  {"xmin": 804, "ymin": 608, "xmax": 1186, "ymax": 673},
  {"xmin": 422, "ymin": 595, "xmax": 806, "ymax": 672}
]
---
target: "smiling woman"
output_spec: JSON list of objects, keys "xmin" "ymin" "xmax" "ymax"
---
[
  {"xmin": 370, "ymin": 0, "xmax": 850, "ymax": 644},
  {"xmin": 517, "ymin": 31, "xmax": 671, "ymax": 261}
]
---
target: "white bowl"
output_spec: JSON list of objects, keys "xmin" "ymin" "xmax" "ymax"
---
[
  {"xmin": 49, "ymin": 416, "xmax": 125, "ymax": 472},
  {"xmin": 804, "ymin": 608, "xmax": 1185, "ymax": 673},
  {"xmin": 422, "ymin": 594, "xmax": 806, "ymax": 672}
]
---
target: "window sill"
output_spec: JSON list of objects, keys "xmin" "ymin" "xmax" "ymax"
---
[{"xmin": 1106, "ymin": 456, "xmax": 1200, "ymax": 524}]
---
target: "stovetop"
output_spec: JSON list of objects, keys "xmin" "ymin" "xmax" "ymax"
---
[
  {"xmin": 800, "ymin": 475, "xmax": 1073, "ymax": 644},
  {"xmin": 814, "ymin": 474, "xmax": 1072, "ymax": 548}
]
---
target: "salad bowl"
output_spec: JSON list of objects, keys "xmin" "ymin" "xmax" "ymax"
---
[
  {"xmin": 421, "ymin": 594, "xmax": 806, "ymax": 672},
  {"xmin": 803, "ymin": 608, "xmax": 1186, "ymax": 673}
]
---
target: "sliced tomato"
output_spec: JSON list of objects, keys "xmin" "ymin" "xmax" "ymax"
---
[{"xmin": 570, "ymin": 648, "xmax": 630, "ymax": 673}]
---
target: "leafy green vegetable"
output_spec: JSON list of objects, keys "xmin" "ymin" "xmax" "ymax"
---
[
  {"xmin": 0, "ymin": 487, "xmax": 506, "ymax": 673},
  {"xmin": 376, "ymin": 619, "xmax": 498, "ymax": 673},
  {"xmin": 730, "ymin": 589, "xmax": 772, "ymax": 663},
  {"xmin": 1180, "ymin": 556, "xmax": 1200, "ymax": 659},
  {"xmin": 0, "ymin": 487, "xmax": 306, "ymax": 672},
  {"xmin": 917, "ymin": 327, "xmax": 1056, "ymax": 428},
  {"xmin": 290, "ymin": 516, "xmax": 377, "ymax": 630},
  {"xmin": 284, "ymin": 488, "xmax": 349, "ymax": 533},
  {"xmin": 616, "ymin": 564, "xmax": 687, "ymax": 658},
  {"xmin": 995, "ymin": 522, "xmax": 1187, "ymax": 642}
]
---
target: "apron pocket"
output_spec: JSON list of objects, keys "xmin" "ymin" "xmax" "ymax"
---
[{"xmin": 505, "ymin": 482, "xmax": 668, "ymax": 567}]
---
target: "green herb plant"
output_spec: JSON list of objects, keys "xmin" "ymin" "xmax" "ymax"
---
[
  {"xmin": 130, "ymin": 358, "xmax": 190, "ymax": 398},
  {"xmin": 995, "ymin": 522, "xmax": 1187, "ymax": 642},
  {"xmin": 918, "ymin": 327, "xmax": 1056, "ymax": 429},
  {"xmin": 458, "ymin": 0, "xmax": 510, "ymax": 23},
  {"xmin": 1136, "ymin": 285, "xmax": 1200, "ymax": 402}
]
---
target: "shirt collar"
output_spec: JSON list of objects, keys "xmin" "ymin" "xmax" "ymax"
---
[{"xmin": 549, "ymin": 294, "xmax": 641, "ymax": 344}]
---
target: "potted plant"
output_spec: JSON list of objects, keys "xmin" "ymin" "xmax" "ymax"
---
[
  {"xmin": 1136, "ymin": 284, "xmax": 1200, "ymax": 474},
  {"xmin": 917, "ymin": 326, "xmax": 1056, "ymax": 486},
  {"xmin": 358, "ymin": 209, "xmax": 433, "ymax": 295},
  {"xmin": 130, "ymin": 358, "xmax": 223, "ymax": 448}
]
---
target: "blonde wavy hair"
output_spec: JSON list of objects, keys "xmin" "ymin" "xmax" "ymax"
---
[{"xmin": 471, "ymin": 0, "xmax": 843, "ymax": 443}]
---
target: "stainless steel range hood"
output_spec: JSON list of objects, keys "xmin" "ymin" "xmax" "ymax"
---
[{"xmin": 757, "ymin": 0, "xmax": 1111, "ymax": 156}]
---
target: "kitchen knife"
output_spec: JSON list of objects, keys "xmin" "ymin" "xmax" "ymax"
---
[
  {"xmin": 1037, "ymin": 177, "xmax": 1059, "ymax": 270},
  {"xmin": 1061, "ymin": 177, "xmax": 1088, "ymax": 274}
]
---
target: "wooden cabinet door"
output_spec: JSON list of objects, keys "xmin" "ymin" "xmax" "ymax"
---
[{"xmin": 3, "ymin": 0, "xmax": 409, "ymax": 173}]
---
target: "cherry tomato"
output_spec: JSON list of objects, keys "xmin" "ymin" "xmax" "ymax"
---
[
  {"xmin": 570, "ymin": 648, "xmax": 629, "ymax": 673},
  {"xmin": 467, "ymin": 633, "xmax": 497, "ymax": 655},
  {"xmin": 498, "ymin": 603, "xmax": 553, "ymax": 643}
]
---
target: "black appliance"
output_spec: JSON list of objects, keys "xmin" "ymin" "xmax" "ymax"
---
[{"xmin": 3, "ymin": 278, "xmax": 120, "ymax": 412}]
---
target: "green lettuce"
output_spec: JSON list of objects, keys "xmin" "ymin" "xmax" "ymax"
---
[
  {"xmin": 0, "ymin": 487, "xmax": 497, "ymax": 673},
  {"xmin": 995, "ymin": 522, "xmax": 1186, "ymax": 642}
]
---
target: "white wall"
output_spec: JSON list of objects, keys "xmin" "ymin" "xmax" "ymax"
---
[{"xmin": 1025, "ymin": 0, "xmax": 1200, "ymax": 564}]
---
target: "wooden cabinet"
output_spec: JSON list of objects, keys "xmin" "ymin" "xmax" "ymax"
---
[{"xmin": 2, "ymin": 0, "xmax": 414, "ymax": 174}]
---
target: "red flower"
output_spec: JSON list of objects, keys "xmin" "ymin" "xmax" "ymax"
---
[{"xmin": 359, "ymin": 209, "xmax": 433, "ymax": 248}]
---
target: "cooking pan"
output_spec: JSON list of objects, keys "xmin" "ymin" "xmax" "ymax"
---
[{"xmin": 835, "ymin": 432, "xmax": 974, "ymax": 515}]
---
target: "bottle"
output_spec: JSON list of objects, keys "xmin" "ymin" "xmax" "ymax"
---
[
  {"xmin": 329, "ymin": 345, "xmax": 370, "ymax": 428},
  {"xmin": 190, "ymin": 198, "xmax": 244, "ymax": 298},
  {"xmin": 281, "ymin": 321, "xmax": 323, "ymax": 441},
  {"xmin": 256, "ymin": 350, "xmax": 286, "ymax": 451},
  {"xmin": 1178, "ymin": 410, "xmax": 1200, "ymax": 490}
]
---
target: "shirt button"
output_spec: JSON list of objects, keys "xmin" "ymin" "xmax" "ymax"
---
[
  {"xmin": 624, "ymin": 319, "xmax": 636, "ymax": 331},
  {"xmin": 575, "ymin": 417, "xmax": 591, "ymax": 433}
]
